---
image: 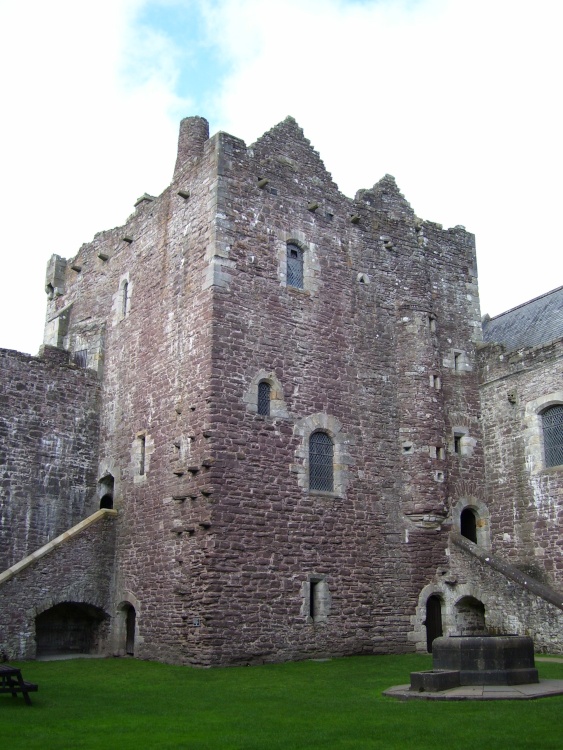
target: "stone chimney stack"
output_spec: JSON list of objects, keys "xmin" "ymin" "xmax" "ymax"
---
[{"xmin": 174, "ymin": 116, "xmax": 209, "ymax": 178}]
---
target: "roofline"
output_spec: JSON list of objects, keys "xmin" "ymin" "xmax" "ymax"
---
[{"xmin": 486, "ymin": 284, "xmax": 563, "ymax": 323}]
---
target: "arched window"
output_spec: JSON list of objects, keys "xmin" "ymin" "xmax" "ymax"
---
[
  {"xmin": 287, "ymin": 243, "xmax": 304, "ymax": 289},
  {"xmin": 542, "ymin": 405, "xmax": 563, "ymax": 468},
  {"xmin": 460, "ymin": 507, "xmax": 477, "ymax": 543},
  {"xmin": 257, "ymin": 381, "xmax": 271, "ymax": 416},
  {"xmin": 309, "ymin": 431, "xmax": 334, "ymax": 492}
]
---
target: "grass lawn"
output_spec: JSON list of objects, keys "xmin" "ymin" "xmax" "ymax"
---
[{"xmin": 2, "ymin": 654, "xmax": 563, "ymax": 749}]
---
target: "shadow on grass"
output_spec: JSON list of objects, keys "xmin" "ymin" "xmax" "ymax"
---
[{"xmin": 2, "ymin": 654, "xmax": 563, "ymax": 749}]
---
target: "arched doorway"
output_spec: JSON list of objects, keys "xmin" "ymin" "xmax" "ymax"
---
[
  {"xmin": 425, "ymin": 595, "xmax": 443, "ymax": 653},
  {"xmin": 98, "ymin": 474, "xmax": 114, "ymax": 510},
  {"xmin": 35, "ymin": 602, "xmax": 108, "ymax": 657},
  {"xmin": 460, "ymin": 507, "xmax": 477, "ymax": 543},
  {"xmin": 125, "ymin": 604, "xmax": 136, "ymax": 656}
]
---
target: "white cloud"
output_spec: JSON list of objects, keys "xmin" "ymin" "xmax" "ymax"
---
[
  {"xmin": 0, "ymin": 0, "xmax": 561, "ymax": 354},
  {"xmin": 201, "ymin": 0, "xmax": 563, "ymax": 316},
  {"xmin": 0, "ymin": 0, "xmax": 187, "ymax": 353}
]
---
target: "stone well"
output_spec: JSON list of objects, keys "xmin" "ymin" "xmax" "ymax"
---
[{"xmin": 410, "ymin": 635, "xmax": 539, "ymax": 692}]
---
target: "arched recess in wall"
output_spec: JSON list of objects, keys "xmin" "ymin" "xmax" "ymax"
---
[
  {"xmin": 293, "ymin": 413, "xmax": 352, "ymax": 496},
  {"xmin": 243, "ymin": 370, "xmax": 288, "ymax": 418},
  {"xmin": 35, "ymin": 602, "xmax": 109, "ymax": 658},
  {"xmin": 115, "ymin": 594, "xmax": 141, "ymax": 657},
  {"xmin": 454, "ymin": 595, "xmax": 487, "ymax": 635},
  {"xmin": 452, "ymin": 498, "xmax": 491, "ymax": 549}
]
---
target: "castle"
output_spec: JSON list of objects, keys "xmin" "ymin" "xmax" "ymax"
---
[{"xmin": 1, "ymin": 117, "xmax": 561, "ymax": 664}]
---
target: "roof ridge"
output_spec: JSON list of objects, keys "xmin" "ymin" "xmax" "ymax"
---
[{"xmin": 486, "ymin": 284, "xmax": 563, "ymax": 322}]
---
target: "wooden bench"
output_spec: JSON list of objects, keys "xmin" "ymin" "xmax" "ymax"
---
[{"xmin": 0, "ymin": 664, "xmax": 38, "ymax": 705}]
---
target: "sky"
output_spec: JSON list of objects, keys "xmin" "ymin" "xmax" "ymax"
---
[{"xmin": 0, "ymin": 0, "xmax": 561, "ymax": 355}]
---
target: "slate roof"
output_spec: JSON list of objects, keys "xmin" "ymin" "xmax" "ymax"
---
[{"xmin": 482, "ymin": 285, "xmax": 563, "ymax": 351}]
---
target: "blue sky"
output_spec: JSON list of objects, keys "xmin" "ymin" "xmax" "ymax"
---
[{"xmin": 0, "ymin": 0, "xmax": 562, "ymax": 354}]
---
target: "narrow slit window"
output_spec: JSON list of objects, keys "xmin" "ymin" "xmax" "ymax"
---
[
  {"xmin": 139, "ymin": 435, "xmax": 146, "ymax": 476},
  {"xmin": 257, "ymin": 381, "xmax": 271, "ymax": 416},
  {"xmin": 122, "ymin": 281, "xmax": 129, "ymax": 318},
  {"xmin": 287, "ymin": 243, "xmax": 304, "ymax": 289},
  {"xmin": 309, "ymin": 580, "xmax": 318, "ymax": 619},
  {"xmin": 453, "ymin": 352, "xmax": 461, "ymax": 371},
  {"xmin": 309, "ymin": 431, "xmax": 334, "ymax": 492},
  {"xmin": 454, "ymin": 434, "xmax": 462, "ymax": 454}
]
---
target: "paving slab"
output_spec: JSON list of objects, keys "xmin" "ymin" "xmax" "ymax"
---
[{"xmin": 384, "ymin": 679, "xmax": 563, "ymax": 701}]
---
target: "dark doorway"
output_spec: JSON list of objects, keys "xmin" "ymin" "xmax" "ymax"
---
[
  {"xmin": 460, "ymin": 507, "xmax": 478, "ymax": 543},
  {"xmin": 425, "ymin": 595, "xmax": 443, "ymax": 653},
  {"xmin": 35, "ymin": 602, "xmax": 107, "ymax": 657},
  {"xmin": 125, "ymin": 605, "xmax": 136, "ymax": 655},
  {"xmin": 98, "ymin": 474, "xmax": 114, "ymax": 510},
  {"xmin": 100, "ymin": 494, "xmax": 113, "ymax": 509}
]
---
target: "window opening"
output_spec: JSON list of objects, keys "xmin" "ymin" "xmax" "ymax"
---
[
  {"xmin": 73, "ymin": 349, "xmax": 88, "ymax": 368},
  {"xmin": 460, "ymin": 507, "xmax": 478, "ymax": 543},
  {"xmin": 429, "ymin": 316, "xmax": 436, "ymax": 333},
  {"xmin": 309, "ymin": 580, "xmax": 318, "ymax": 619},
  {"xmin": 454, "ymin": 434, "xmax": 462, "ymax": 454},
  {"xmin": 453, "ymin": 351, "xmax": 461, "ymax": 371},
  {"xmin": 257, "ymin": 381, "xmax": 271, "ymax": 416},
  {"xmin": 309, "ymin": 431, "xmax": 334, "ymax": 492},
  {"xmin": 287, "ymin": 243, "xmax": 304, "ymax": 289},
  {"xmin": 139, "ymin": 435, "xmax": 146, "ymax": 476},
  {"xmin": 98, "ymin": 474, "xmax": 114, "ymax": 509},
  {"xmin": 122, "ymin": 281, "xmax": 129, "ymax": 318},
  {"xmin": 542, "ymin": 405, "xmax": 563, "ymax": 468}
]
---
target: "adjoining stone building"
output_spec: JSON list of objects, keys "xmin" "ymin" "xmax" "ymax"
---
[{"xmin": 1, "ymin": 117, "xmax": 561, "ymax": 664}]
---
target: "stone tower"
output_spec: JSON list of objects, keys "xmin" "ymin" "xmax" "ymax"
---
[{"xmin": 2, "ymin": 116, "xmax": 498, "ymax": 664}]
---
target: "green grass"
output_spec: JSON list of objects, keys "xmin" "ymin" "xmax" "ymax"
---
[{"xmin": 2, "ymin": 654, "xmax": 563, "ymax": 749}]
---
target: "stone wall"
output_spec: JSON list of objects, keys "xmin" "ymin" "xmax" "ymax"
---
[
  {"xmin": 479, "ymin": 338, "xmax": 563, "ymax": 589},
  {"xmin": 174, "ymin": 117, "xmax": 484, "ymax": 664},
  {"xmin": 4, "ymin": 116, "xmax": 490, "ymax": 665},
  {"xmin": 0, "ymin": 346, "xmax": 100, "ymax": 571},
  {"xmin": 0, "ymin": 514, "xmax": 117, "ymax": 660}
]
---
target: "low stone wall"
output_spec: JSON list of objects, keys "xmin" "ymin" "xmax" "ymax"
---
[
  {"xmin": 447, "ymin": 537, "xmax": 563, "ymax": 654},
  {"xmin": 0, "ymin": 513, "xmax": 116, "ymax": 660}
]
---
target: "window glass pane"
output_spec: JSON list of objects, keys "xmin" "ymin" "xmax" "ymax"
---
[
  {"xmin": 309, "ymin": 431, "xmax": 334, "ymax": 491},
  {"xmin": 543, "ymin": 405, "xmax": 563, "ymax": 467},
  {"xmin": 287, "ymin": 244, "xmax": 304, "ymax": 289},
  {"xmin": 257, "ymin": 381, "xmax": 271, "ymax": 415}
]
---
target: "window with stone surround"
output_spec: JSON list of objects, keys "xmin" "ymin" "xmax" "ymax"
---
[
  {"xmin": 243, "ymin": 371, "xmax": 288, "ymax": 418},
  {"xmin": 542, "ymin": 404, "xmax": 563, "ymax": 468},
  {"xmin": 524, "ymin": 391, "xmax": 563, "ymax": 474},
  {"xmin": 293, "ymin": 413, "xmax": 352, "ymax": 496},
  {"xmin": 309, "ymin": 431, "xmax": 334, "ymax": 492},
  {"xmin": 302, "ymin": 575, "xmax": 331, "ymax": 623},
  {"xmin": 286, "ymin": 243, "xmax": 304, "ymax": 289}
]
